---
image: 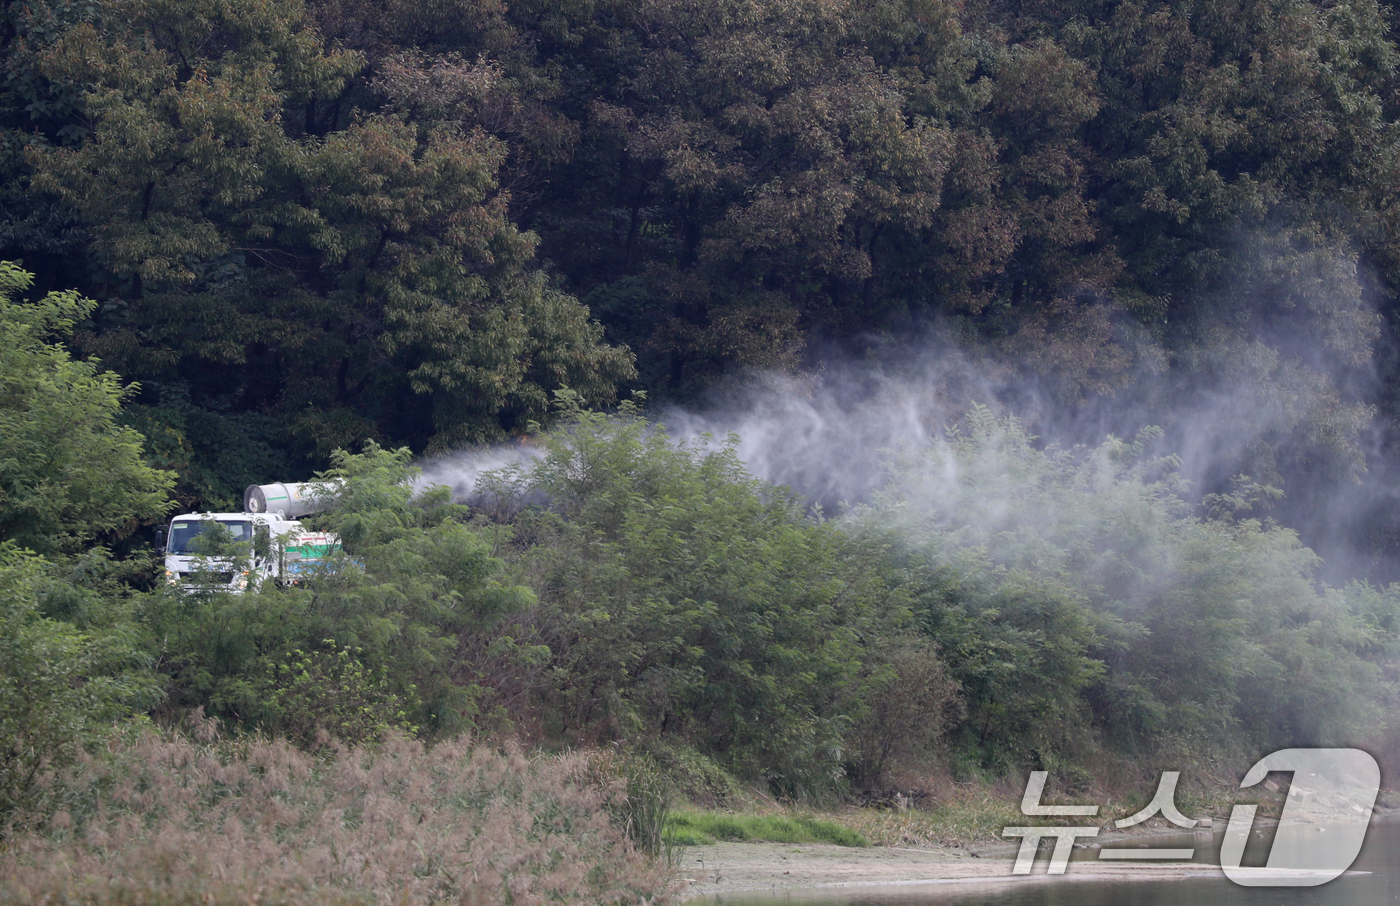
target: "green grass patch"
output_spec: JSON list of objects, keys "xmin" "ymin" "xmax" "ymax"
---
[{"xmin": 664, "ymin": 811, "xmax": 866, "ymax": 847}]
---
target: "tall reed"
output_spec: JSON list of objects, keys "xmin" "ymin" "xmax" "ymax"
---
[{"xmin": 1, "ymin": 725, "xmax": 675, "ymax": 906}]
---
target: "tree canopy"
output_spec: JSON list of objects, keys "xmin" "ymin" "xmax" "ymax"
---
[
  {"xmin": 0, "ymin": 261, "xmax": 173, "ymax": 554},
  {"xmin": 11, "ymin": 0, "xmax": 634, "ymax": 492},
  {"xmin": 6, "ymin": 0, "xmax": 1400, "ymax": 512}
]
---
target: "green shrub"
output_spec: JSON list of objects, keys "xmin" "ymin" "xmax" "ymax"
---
[
  {"xmin": 601, "ymin": 754, "xmax": 674, "ymax": 860},
  {"xmin": 0, "ymin": 547, "xmax": 157, "ymax": 834},
  {"xmin": 140, "ymin": 444, "xmax": 540, "ymax": 741},
  {"xmin": 264, "ymin": 643, "xmax": 419, "ymax": 747},
  {"xmin": 483, "ymin": 395, "xmax": 902, "ymax": 791},
  {"xmin": 846, "ymin": 634, "xmax": 962, "ymax": 788},
  {"xmin": 637, "ymin": 742, "xmax": 746, "ymax": 807},
  {"xmin": 858, "ymin": 407, "xmax": 1400, "ymax": 767}
]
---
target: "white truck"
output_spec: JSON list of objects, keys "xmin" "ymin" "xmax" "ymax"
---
[{"xmin": 163, "ymin": 481, "xmax": 342, "ymax": 591}]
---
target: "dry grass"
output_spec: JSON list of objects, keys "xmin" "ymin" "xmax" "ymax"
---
[
  {"xmin": 0, "ymin": 721, "xmax": 675, "ymax": 906},
  {"xmin": 837, "ymin": 766, "xmax": 1255, "ymax": 852},
  {"xmin": 840, "ymin": 790, "xmax": 1023, "ymax": 850}
]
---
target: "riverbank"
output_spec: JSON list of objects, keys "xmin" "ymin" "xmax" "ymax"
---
[
  {"xmin": 675, "ymin": 840, "xmax": 1225, "ymax": 899},
  {"xmin": 666, "ymin": 789, "xmax": 1230, "ymax": 899},
  {"xmin": 673, "ymin": 779, "xmax": 1400, "ymax": 898}
]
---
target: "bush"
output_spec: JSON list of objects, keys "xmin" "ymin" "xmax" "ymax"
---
[
  {"xmin": 845, "ymin": 634, "xmax": 962, "ymax": 788},
  {"xmin": 0, "ymin": 547, "xmax": 157, "ymax": 835},
  {"xmin": 0, "ymin": 262, "xmax": 174, "ymax": 555},
  {"xmin": 859, "ymin": 407, "xmax": 1399, "ymax": 767},
  {"xmin": 140, "ymin": 443, "xmax": 540, "ymax": 740},
  {"xmin": 480, "ymin": 395, "xmax": 903, "ymax": 791},
  {"xmin": 590, "ymin": 751, "xmax": 675, "ymax": 860},
  {"xmin": 636, "ymin": 741, "xmax": 746, "ymax": 807},
  {"xmin": 264, "ymin": 643, "xmax": 419, "ymax": 748}
]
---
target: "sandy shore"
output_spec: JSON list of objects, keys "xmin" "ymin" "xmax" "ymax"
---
[
  {"xmin": 675, "ymin": 840, "xmax": 1227, "ymax": 900},
  {"xmin": 676, "ymin": 806, "xmax": 1399, "ymax": 900}
]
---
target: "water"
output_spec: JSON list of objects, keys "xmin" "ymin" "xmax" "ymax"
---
[{"xmin": 697, "ymin": 819, "xmax": 1400, "ymax": 905}]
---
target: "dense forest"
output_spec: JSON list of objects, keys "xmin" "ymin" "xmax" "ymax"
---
[
  {"xmin": 8, "ymin": 0, "xmax": 1400, "ymax": 512},
  {"xmin": 7, "ymin": 0, "xmax": 1400, "ymax": 890}
]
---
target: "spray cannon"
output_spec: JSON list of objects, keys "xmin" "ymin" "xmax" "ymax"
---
[{"xmin": 244, "ymin": 480, "xmax": 344, "ymax": 519}]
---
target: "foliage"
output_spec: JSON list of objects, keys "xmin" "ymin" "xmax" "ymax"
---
[
  {"xmin": 24, "ymin": 0, "xmax": 633, "ymax": 460},
  {"xmin": 265, "ymin": 642, "xmax": 419, "ymax": 748},
  {"xmin": 0, "ymin": 262, "xmax": 173, "ymax": 554},
  {"xmin": 0, "ymin": 546, "xmax": 157, "ymax": 833},
  {"xmin": 480, "ymin": 394, "xmax": 904, "ymax": 791},
  {"xmin": 7, "ymin": 0, "xmax": 1400, "ymax": 532},
  {"xmin": 142, "ymin": 444, "xmax": 538, "ymax": 739},
  {"xmin": 302, "ymin": 443, "xmax": 540, "ymax": 733},
  {"xmin": 122, "ymin": 383, "xmax": 302, "ymax": 513},
  {"xmin": 884, "ymin": 542, "xmax": 1111, "ymax": 771},
  {"xmin": 632, "ymin": 740, "xmax": 747, "ymax": 808},
  {"xmin": 588, "ymin": 750, "xmax": 676, "ymax": 860},
  {"xmin": 0, "ymin": 1, "xmax": 95, "ymax": 281},
  {"xmin": 0, "ymin": 264, "xmax": 170, "ymax": 832},
  {"xmin": 844, "ymin": 634, "xmax": 961, "ymax": 788},
  {"xmin": 858, "ymin": 407, "xmax": 1400, "ymax": 767},
  {"xmin": 7, "ymin": 0, "xmax": 1400, "ymax": 833}
]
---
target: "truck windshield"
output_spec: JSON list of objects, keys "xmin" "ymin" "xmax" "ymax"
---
[{"xmin": 167, "ymin": 519, "xmax": 253, "ymax": 554}]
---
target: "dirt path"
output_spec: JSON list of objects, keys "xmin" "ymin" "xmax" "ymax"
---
[{"xmin": 674, "ymin": 840, "xmax": 1225, "ymax": 900}]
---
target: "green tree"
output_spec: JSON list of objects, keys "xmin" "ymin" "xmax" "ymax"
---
[
  {"xmin": 0, "ymin": 261, "xmax": 173, "ymax": 554},
  {"xmin": 1005, "ymin": 0, "xmax": 1396, "ymax": 368},
  {"xmin": 862, "ymin": 407, "xmax": 1395, "ymax": 766},
  {"xmin": 481, "ymin": 396, "xmax": 903, "ymax": 790},
  {"xmin": 27, "ymin": 0, "xmax": 633, "ymax": 464},
  {"xmin": 0, "ymin": 545, "xmax": 158, "ymax": 833},
  {"xmin": 0, "ymin": 1, "xmax": 95, "ymax": 281},
  {"xmin": 520, "ymin": 0, "xmax": 970, "ymax": 392}
]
